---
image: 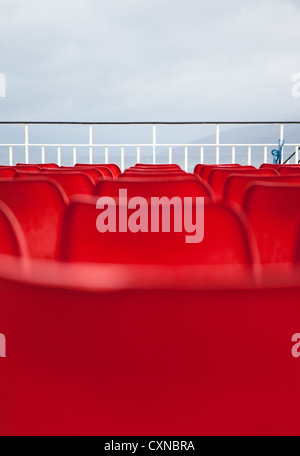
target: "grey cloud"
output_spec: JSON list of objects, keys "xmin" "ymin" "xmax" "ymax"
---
[{"xmin": 0, "ymin": 0, "xmax": 300, "ymax": 124}]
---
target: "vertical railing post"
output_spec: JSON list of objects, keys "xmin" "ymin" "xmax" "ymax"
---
[
  {"xmin": 248, "ymin": 146, "xmax": 252, "ymax": 166},
  {"xmin": 264, "ymin": 146, "xmax": 268, "ymax": 164},
  {"xmin": 89, "ymin": 124, "xmax": 93, "ymax": 165},
  {"xmin": 121, "ymin": 146, "xmax": 125, "ymax": 173},
  {"xmin": 73, "ymin": 146, "xmax": 77, "ymax": 166},
  {"xmin": 185, "ymin": 146, "xmax": 188, "ymax": 172},
  {"xmin": 9, "ymin": 146, "xmax": 13, "ymax": 166},
  {"xmin": 169, "ymin": 146, "xmax": 173, "ymax": 165},
  {"xmin": 105, "ymin": 146, "xmax": 109, "ymax": 165},
  {"xmin": 216, "ymin": 124, "xmax": 220, "ymax": 164},
  {"xmin": 232, "ymin": 146, "xmax": 236, "ymax": 164},
  {"xmin": 280, "ymin": 123, "xmax": 285, "ymax": 164},
  {"xmin": 137, "ymin": 146, "xmax": 141, "ymax": 163},
  {"xmin": 153, "ymin": 124, "xmax": 156, "ymax": 165},
  {"xmin": 41, "ymin": 146, "xmax": 45, "ymax": 164},
  {"xmin": 57, "ymin": 146, "xmax": 61, "ymax": 167},
  {"xmin": 200, "ymin": 146, "xmax": 204, "ymax": 164},
  {"xmin": 25, "ymin": 123, "xmax": 29, "ymax": 164}
]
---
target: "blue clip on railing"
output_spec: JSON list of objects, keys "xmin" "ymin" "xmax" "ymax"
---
[{"xmin": 271, "ymin": 139, "xmax": 285, "ymax": 164}]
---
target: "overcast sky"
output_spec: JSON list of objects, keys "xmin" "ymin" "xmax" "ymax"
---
[{"xmin": 0, "ymin": 0, "xmax": 300, "ymax": 124}]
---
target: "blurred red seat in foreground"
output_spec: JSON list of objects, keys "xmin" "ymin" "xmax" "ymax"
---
[{"xmin": 2, "ymin": 258, "xmax": 300, "ymax": 435}]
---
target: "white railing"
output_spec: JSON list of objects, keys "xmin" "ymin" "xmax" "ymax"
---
[{"xmin": 0, "ymin": 121, "xmax": 300, "ymax": 172}]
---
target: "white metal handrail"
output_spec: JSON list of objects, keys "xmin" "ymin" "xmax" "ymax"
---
[{"xmin": 0, "ymin": 121, "xmax": 300, "ymax": 171}]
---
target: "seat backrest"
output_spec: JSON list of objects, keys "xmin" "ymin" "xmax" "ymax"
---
[
  {"xmin": 0, "ymin": 179, "xmax": 68, "ymax": 259},
  {"xmin": 242, "ymin": 183, "xmax": 300, "ymax": 263},
  {"xmin": 60, "ymin": 197, "xmax": 256, "ymax": 266},
  {"xmin": 17, "ymin": 163, "xmax": 59, "ymax": 169},
  {"xmin": 94, "ymin": 178, "xmax": 213, "ymax": 200},
  {"xmin": 119, "ymin": 173, "xmax": 200, "ymax": 182},
  {"xmin": 278, "ymin": 166, "xmax": 300, "ymax": 175},
  {"xmin": 208, "ymin": 168, "xmax": 279, "ymax": 199},
  {"xmin": 0, "ymin": 167, "xmax": 17, "ymax": 178},
  {"xmin": 0, "ymin": 201, "xmax": 28, "ymax": 257},
  {"xmin": 200, "ymin": 164, "xmax": 243, "ymax": 181},
  {"xmin": 260, "ymin": 163, "xmax": 282, "ymax": 170},
  {"xmin": 75, "ymin": 163, "xmax": 121, "ymax": 178},
  {"xmin": 135, "ymin": 164, "xmax": 182, "ymax": 170},
  {"xmin": 121, "ymin": 170, "xmax": 196, "ymax": 180},
  {"xmin": 57, "ymin": 167, "xmax": 106, "ymax": 184},
  {"xmin": 15, "ymin": 171, "xmax": 95, "ymax": 198},
  {"xmin": 223, "ymin": 175, "xmax": 300, "ymax": 207},
  {"xmin": 15, "ymin": 165, "xmax": 41, "ymax": 172}
]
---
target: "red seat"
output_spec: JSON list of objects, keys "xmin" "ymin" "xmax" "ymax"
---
[
  {"xmin": 2, "ymin": 258, "xmax": 300, "ymax": 435},
  {"xmin": 56, "ymin": 167, "xmax": 106, "ymax": 184},
  {"xmin": 0, "ymin": 179, "xmax": 68, "ymax": 259},
  {"xmin": 0, "ymin": 167, "xmax": 17, "ymax": 178},
  {"xmin": 260, "ymin": 163, "xmax": 282, "ymax": 170},
  {"xmin": 17, "ymin": 163, "xmax": 59, "ymax": 169},
  {"xmin": 75, "ymin": 164, "xmax": 120, "ymax": 178},
  {"xmin": 15, "ymin": 171, "xmax": 95, "ymax": 198},
  {"xmin": 223, "ymin": 175, "xmax": 300, "ymax": 207},
  {"xmin": 60, "ymin": 197, "xmax": 256, "ymax": 267},
  {"xmin": 242, "ymin": 183, "xmax": 300, "ymax": 263},
  {"xmin": 94, "ymin": 177, "xmax": 213, "ymax": 200},
  {"xmin": 199, "ymin": 164, "xmax": 243, "ymax": 181},
  {"xmin": 278, "ymin": 166, "xmax": 300, "ymax": 175},
  {"xmin": 119, "ymin": 173, "xmax": 201, "ymax": 182},
  {"xmin": 0, "ymin": 202, "xmax": 28, "ymax": 256},
  {"xmin": 15, "ymin": 165, "xmax": 41, "ymax": 172},
  {"xmin": 135, "ymin": 164, "xmax": 182, "ymax": 170},
  {"xmin": 121, "ymin": 170, "xmax": 197, "ymax": 180},
  {"xmin": 208, "ymin": 168, "xmax": 279, "ymax": 199}
]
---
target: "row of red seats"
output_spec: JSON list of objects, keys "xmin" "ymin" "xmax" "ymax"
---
[{"xmin": 1, "ymin": 162, "xmax": 300, "ymax": 265}]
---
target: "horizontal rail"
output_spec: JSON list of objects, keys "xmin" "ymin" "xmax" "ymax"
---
[
  {"xmin": 0, "ymin": 121, "xmax": 299, "ymax": 170},
  {"xmin": 0, "ymin": 121, "xmax": 300, "ymax": 125}
]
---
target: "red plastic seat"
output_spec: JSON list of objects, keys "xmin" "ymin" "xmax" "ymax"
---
[
  {"xmin": 15, "ymin": 171, "xmax": 95, "ymax": 198},
  {"xmin": 121, "ymin": 170, "xmax": 196, "ymax": 180},
  {"xmin": 208, "ymin": 168, "xmax": 279, "ymax": 199},
  {"xmin": 199, "ymin": 164, "xmax": 243, "ymax": 181},
  {"xmin": 278, "ymin": 166, "xmax": 300, "ymax": 175},
  {"xmin": 55, "ymin": 167, "xmax": 106, "ymax": 184},
  {"xmin": 0, "ymin": 179, "xmax": 68, "ymax": 259},
  {"xmin": 135, "ymin": 164, "xmax": 182, "ymax": 170},
  {"xmin": 60, "ymin": 197, "xmax": 256, "ymax": 267},
  {"xmin": 224, "ymin": 175, "xmax": 300, "ymax": 207},
  {"xmin": 0, "ymin": 167, "xmax": 17, "ymax": 178},
  {"xmin": 17, "ymin": 163, "xmax": 59, "ymax": 169},
  {"xmin": 15, "ymin": 165, "xmax": 41, "ymax": 172},
  {"xmin": 0, "ymin": 202, "xmax": 28, "ymax": 256},
  {"xmin": 94, "ymin": 177, "xmax": 213, "ymax": 200},
  {"xmin": 260, "ymin": 163, "xmax": 283, "ymax": 170},
  {"xmin": 2, "ymin": 257, "xmax": 300, "ymax": 435},
  {"xmin": 242, "ymin": 183, "xmax": 300, "ymax": 263},
  {"xmin": 119, "ymin": 173, "xmax": 200, "ymax": 182},
  {"xmin": 75, "ymin": 164, "xmax": 120, "ymax": 178}
]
